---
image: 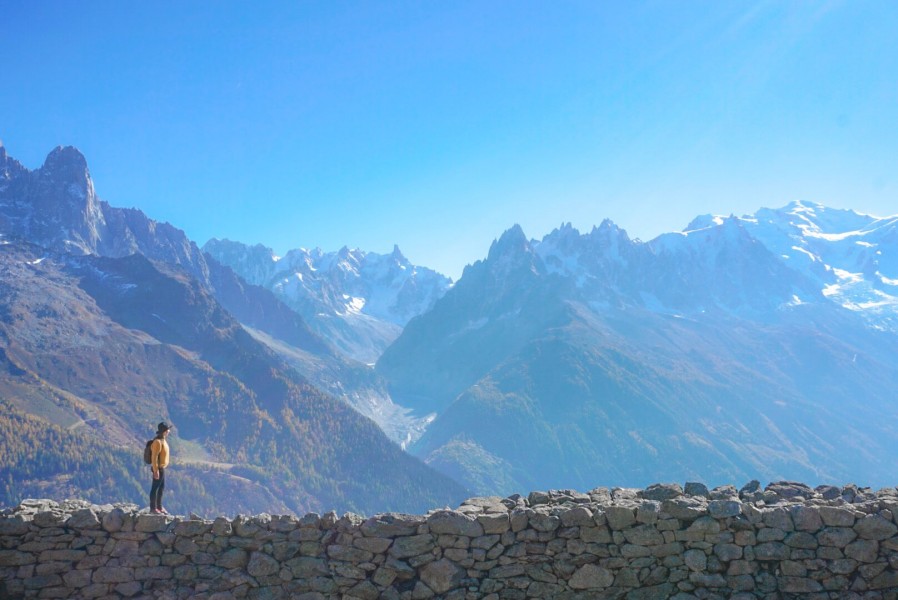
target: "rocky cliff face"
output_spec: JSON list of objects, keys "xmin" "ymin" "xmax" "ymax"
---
[{"xmin": 3, "ymin": 481, "xmax": 898, "ymax": 598}]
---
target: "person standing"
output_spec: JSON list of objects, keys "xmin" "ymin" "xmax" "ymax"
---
[{"xmin": 149, "ymin": 422, "xmax": 172, "ymax": 514}]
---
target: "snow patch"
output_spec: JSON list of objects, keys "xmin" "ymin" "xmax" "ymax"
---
[
  {"xmin": 346, "ymin": 296, "xmax": 365, "ymax": 313},
  {"xmin": 806, "ymin": 229, "xmax": 870, "ymax": 242},
  {"xmin": 790, "ymin": 246, "xmax": 819, "ymax": 262},
  {"xmin": 832, "ymin": 268, "xmax": 863, "ymax": 283}
]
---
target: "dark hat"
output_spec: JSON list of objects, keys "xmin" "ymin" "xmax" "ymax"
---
[{"xmin": 156, "ymin": 422, "xmax": 172, "ymax": 434}]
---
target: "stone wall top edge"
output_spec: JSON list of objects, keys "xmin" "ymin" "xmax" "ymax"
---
[{"xmin": 3, "ymin": 481, "xmax": 897, "ymax": 528}]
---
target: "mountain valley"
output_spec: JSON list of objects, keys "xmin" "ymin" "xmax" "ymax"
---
[{"xmin": 3, "ymin": 141, "xmax": 898, "ymax": 512}]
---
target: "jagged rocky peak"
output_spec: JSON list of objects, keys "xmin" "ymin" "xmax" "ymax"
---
[
  {"xmin": 204, "ymin": 237, "xmax": 276, "ymax": 260},
  {"xmin": 390, "ymin": 244, "xmax": 408, "ymax": 264},
  {"xmin": 0, "ymin": 142, "xmax": 26, "ymax": 183},
  {"xmin": 487, "ymin": 224, "xmax": 530, "ymax": 260},
  {"xmin": 683, "ymin": 213, "xmax": 721, "ymax": 232},
  {"xmin": 202, "ymin": 238, "xmax": 277, "ymax": 286},
  {"xmin": 587, "ymin": 218, "xmax": 632, "ymax": 248},
  {"xmin": 34, "ymin": 145, "xmax": 97, "ymax": 210},
  {"xmin": 40, "ymin": 145, "xmax": 90, "ymax": 181}
]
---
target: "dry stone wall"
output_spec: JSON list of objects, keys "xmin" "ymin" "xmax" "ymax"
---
[{"xmin": 3, "ymin": 481, "xmax": 898, "ymax": 599}]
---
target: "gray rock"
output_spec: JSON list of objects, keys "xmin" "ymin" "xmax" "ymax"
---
[
  {"xmin": 708, "ymin": 500, "xmax": 741, "ymax": 519},
  {"xmin": 346, "ymin": 580, "xmax": 378, "ymax": 600},
  {"xmin": 662, "ymin": 497, "xmax": 708, "ymax": 520},
  {"xmin": 754, "ymin": 542, "xmax": 788, "ymax": 561},
  {"xmin": 353, "ymin": 536, "xmax": 391, "ymax": 553},
  {"xmin": 528, "ymin": 511, "xmax": 560, "ymax": 533},
  {"xmin": 212, "ymin": 516, "xmax": 232, "ymax": 536},
  {"xmin": 870, "ymin": 569, "xmax": 898, "ymax": 590},
  {"xmin": 818, "ymin": 526, "xmax": 858, "ymax": 548},
  {"xmin": 760, "ymin": 507, "xmax": 794, "ymax": 531},
  {"xmin": 709, "ymin": 485, "xmax": 739, "ymax": 500},
  {"xmin": 784, "ymin": 531, "xmax": 817, "ymax": 549},
  {"xmin": 420, "ymin": 558, "xmax": 465, "ymax": 594},
  {"xmin": 816, "ymin": 484, "xmax": 842, "ymax": 500},
  {"xmin": 636, "ymin": 500, "xmax": 661, "ymax": 525},
  {"xmin": 568, "ymin": 564, "xmax": 613, "ymax": 589},
  {"xmin": 461, "ymin": 496, "xmax": 505, "ymax": 508},
  {"xmin": 684, "ymin": 548, "xmax": 707, "ymax": 571},
  {"xmin": 527, "ymin": 491, "xmax": 550, "ymax": 506},
  {"xmin": 765, "ymin": 481, "xmax": 813, "ymax": 500},
  {"xmin": 173, "ymin": 520, "xmax": 212, "ymax": 537},
  {"xmin": 216, "ymin": 548, "xmax": 249, "ymax": 569},
  {"xmin": 845, "ymin": 539, "xmax": 879, "ymax": 563},
  {"xmin": 92, "ymin": 566, "xmax": 134, "ymax": 583},
  {"xmin": 622, "ymin": 524, "xmax": 664, "ymax": 546},
  {"xmin": 134, "ymin": 514, "xmax": 169, "ymax": 533},
  {"xmin": 32, "ymin": 511, "xmax": 67, "ymax": 528},
  {"xmin": 641, "ymin": 483, "xmax": 683, "ymax": 501},
  {"xmin": 739, "ymin": 480, "xmax": 761, "ymax": 495},
  {"xmin": 67, "ymin": 508, "xmax": 101, "ymax": 530},
  {"xmin": 689, "ymin": 572, "xmax": 727, "ymax": 587},
  {"xmin": 427, "ymin": 510, "xmax": 484, "ymax": 537},
  {"xmin": 684, "ymin": 482, "xmax": 710, "ymax": 498},
  {"xmin": 389, "ymin": 534, "xmax": 434, "ymax": 559},
  {"xmin": 411, "ymin": 580, "xmax": 435, "ymax": 599},
  {"xmin": 326, "ymin": 544, "xmax": 373, "ymax": 563},
  {"xmin": 0, "ymin": 516, "xmax": 30, "ymax": 536},
  {"xmin": 789, "ymin": 505, "xmax": 823, "ymax": 532},
  {"xmin": 687, "ymin": 516, "xmax": 720, "ymax": 535},
  {"xmin": 247, "ymin": 552, "xmax": 280, "ymax": 577},
  {"xmin": 605, "ymin": 505, "xmax": 637, "ymax": 530},
  {"xmin": 778, "ymin": 576, "xmax": 823, "ymax": 593},
  {"xmin": 713, "ymin": 543, "xmax": 742, "ymax": 561},
  {"xmin": 285, "ymin": 556, "xmax": 328, "ymax": 578},
  {"xmin": 818, "ymin": 506, "xmax": 855, "ymax": 527},
  {"xmin": 627, "ymin": 583, "xmax": 675, "ymax": 599},
  {"xmin": 560, "ymin": 506, "xmax": 593, "ymax": 528},
  {"xmin": 360, "ymin": 513, "xmax": 424, "ymax": 538},
  {"xmin": 854, "ymin": 514, "xmax": 898, "ymax": 540},
  {"xmin": 509, "ymin": 508, "xmax": 531, "ymax": 532},
  {"xmin": 133, "ymin": 566, "xmax": 173, "ymax": 580},
  {"xmin": 476, "ymin": 512, "xmax": 510, "ymax": 534},
  {"xmin": 0, "ymin": 550, "xmax": 36, "ymax": 566}
]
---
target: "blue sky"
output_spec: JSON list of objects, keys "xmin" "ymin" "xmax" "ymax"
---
[{"xmin": 2, "ymin": 1, "xmax": 896, "ymax": 279}]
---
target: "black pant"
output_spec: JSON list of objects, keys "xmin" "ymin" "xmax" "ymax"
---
[{"xmin": 149, "ymin": 467, "xmax": 165, "ymax": 510}]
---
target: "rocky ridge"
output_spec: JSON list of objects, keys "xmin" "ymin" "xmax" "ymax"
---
[{"xmin": 3, "ymin": 481, "xmax": 898, "ymax": 598}]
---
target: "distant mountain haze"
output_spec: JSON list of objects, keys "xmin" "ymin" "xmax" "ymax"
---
[
  {"xmin": 378, "ymin": 206, "xmax": 898, "ymax": 495},
  {"xmin": 203, "ymin": 239, "xmax": 451, "ymax": 364},
  {"xmin": 0, "ymin": 145, "xmax": 467, "ymax": 514},
  {"xmin": 3, "ymin": 142, "xmax": 898, "ymax": 509},
  {"xmin": 0, "ymin": 144, "xmax": 428, "ymax": 443}
]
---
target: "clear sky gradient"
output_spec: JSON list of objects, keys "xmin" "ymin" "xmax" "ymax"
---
[{"xmin": 2, "ymin": 1, "xmax": 896, "ymax": 279}]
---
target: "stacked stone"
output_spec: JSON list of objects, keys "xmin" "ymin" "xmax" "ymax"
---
[{"xmin": 2, "ymin": 482, "xmax": 898, "ymax": 599}]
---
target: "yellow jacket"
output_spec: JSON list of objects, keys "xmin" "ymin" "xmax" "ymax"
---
[{"xmin": 150, "ymin": 438, "xmax": 170, "ymax": 470}]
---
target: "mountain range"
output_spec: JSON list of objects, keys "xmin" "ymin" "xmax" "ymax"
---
[
  {"xmin": 378, "ymin": 204, "xmax": 898, "ymax": 494},
  {"xmin": 203, "ymin": 238, "xmax": 450, "ymax": 364},
  {"xmin": 3, "ymin": 141, "xmax": 898, "ymax": 510},
  {"xmin": 0, "ymin": 144, "xmax": 466, "ymax": 515}
]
